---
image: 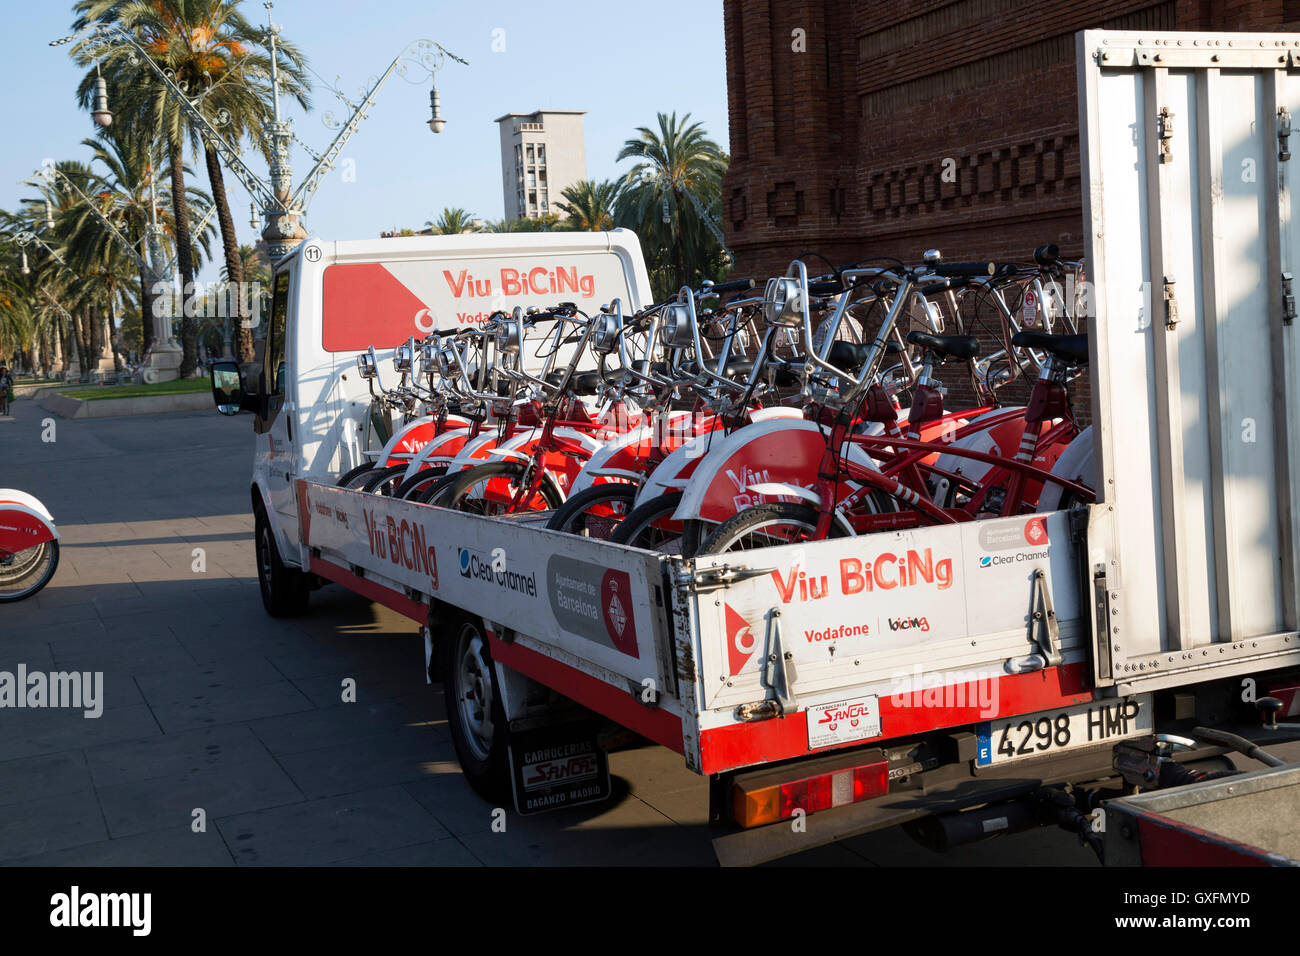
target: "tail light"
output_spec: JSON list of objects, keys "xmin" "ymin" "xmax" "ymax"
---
[{"xmin": 731, "ymin": 754, "xmax": 889, "ymax": 828}]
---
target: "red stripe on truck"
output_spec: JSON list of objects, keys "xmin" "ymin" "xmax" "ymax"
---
[
  {"xmin": 697, "ymin": 663, "xmax": 1093, "ymax": 775},
  {"xmin": 487, "ymin": 634, "xmax": 686, "ymax": 755},
  {"xmin": 310, "ymin": 557, "xmax": 426, "ymax": 623}
]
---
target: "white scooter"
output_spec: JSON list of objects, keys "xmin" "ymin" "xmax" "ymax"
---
[{"xmin": 0, "ymin": 489, "xmax": 60, "ymax": 602}]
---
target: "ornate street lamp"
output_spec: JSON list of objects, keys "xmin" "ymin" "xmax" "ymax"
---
[
  {"xmin": 54, "ymin": 6, "xmax": 466, "ymax": 264},
  {"xmin": 91, "ymin": 64, "xmax": 112, "ymax": 127},
  {"xmin": 428, "ymin": 81, "xmax": 445, "ymax": 134}
]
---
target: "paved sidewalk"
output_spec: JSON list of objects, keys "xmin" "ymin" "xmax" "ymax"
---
[{"xmin": 0, "ymin": 398, "xmax": 1144, "ymax": 866}]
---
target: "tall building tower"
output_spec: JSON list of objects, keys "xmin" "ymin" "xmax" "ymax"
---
[{"xmin": 495, "ymin": 110, "xmax": 587, "ymax": 221}]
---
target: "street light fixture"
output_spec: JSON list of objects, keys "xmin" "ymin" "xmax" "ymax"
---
[
  {"xmin": 248, "ymin": 202, "xmax": 259, "ymax": 231},
  {"xmin": 91, "ymin": 65, "xmax": 112, "ymax": 128},
  {"xmin": 428, "ymin": 82, "xmax": 445, "ymax": 134},
  {"xmin": 56, "ymin": 15, "xmax": 465, "ymax": 263}
]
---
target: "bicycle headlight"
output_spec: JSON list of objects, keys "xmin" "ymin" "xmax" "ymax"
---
[
  {"xmin": 499, "ymin": 317, "xmax": 523, "ymax": 355},
  {"xmin": 394, "ymin": 343, "xmax": 413, "ymax": 373},
  {"xmin": 422, "ymin": 337, "xmax": 440, "ymax": 366},
  {"xmin": 763, "ymin": 277, "xmax": 803, "ymax": 328},
  {"xmin": 592, "ymin": 312, "xmax": 620, "ymax": 354},
  {"xmin": 659, "ymin": 303, "xmax": 694, "ymax": 348}
]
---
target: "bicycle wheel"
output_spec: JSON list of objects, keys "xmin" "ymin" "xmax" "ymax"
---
[
  {"xmin": 609, "ymin": 492, "xmax": 704, "ymax": 556},
  {"xmin": 546, "ymin": 483, "xmax": 637, "ymax": 538},
  {"xmin": 394, "ymin": 463, "xmax": 450, "ymax": 500},
  {"xmin": 360, "ymin": 463, "xmax": 410, "ymax": 496},
  {"xmin": 420, "ymin": 470, "xmax": 467, "ymax": 506},
  {"xmin": 337, "ymin": 462, "xmax": 377, "ymax": 489},
  {"xmin": 438, "ymin": 461, "xmax": 563, "ymax": 517},
  {"xmin": 697, "ymin": 502, "xmax": 848, "ymax": 555},
  {"xmin": 0, "ymin": 540, "xmax": 59, "ymax": 603}
]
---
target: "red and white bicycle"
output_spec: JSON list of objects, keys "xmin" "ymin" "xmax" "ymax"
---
[{"xmin": 0, "ymin": 489, "xmax": 60, "ymax": 602}]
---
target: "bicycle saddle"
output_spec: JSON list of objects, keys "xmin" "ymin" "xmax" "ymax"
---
[
  {"xmin": 827, "ymin": 339, "xmax": 901, "ymax": 373},
  {"xmin": 905, "ymin": 331, "xmax": 980, "ymax": 361},
  {"xmin": 1010, "ymin": 331, "xmax": 1089, "ymax": 365},
  {"xmin": 544, "ymin": 369, "xmax": 604, "ymax": 391}
]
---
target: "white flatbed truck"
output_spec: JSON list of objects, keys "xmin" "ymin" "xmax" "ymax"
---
[{"xmin": 212, "ymin": 31, "xmax": 1300, "ymax": 865}]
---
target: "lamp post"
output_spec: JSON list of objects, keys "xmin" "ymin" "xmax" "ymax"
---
[{"xmin": 55, "ymin": 3, "xmax": 466, "ymax": 264}]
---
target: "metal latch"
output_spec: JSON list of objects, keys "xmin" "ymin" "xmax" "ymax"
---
[
  {"xmin": 1162, "ymin": 275, "xmax": 1178, "ymax": 329},
  {"xmin": 1029, "ymin": 568, "xmax": 1063, "ymax": 667},
  {"xmin": 1283, "ymin": 272, "xmax": 1296, "ymax": 325},
  {"xmin": 1280, "ymin": 107, "xmax": 1293, "ymax": 162},
  {"xmin": 761, "ymin": 609, "xmax": 797, "ymax": 714},
  {"xmin": 1157, "ymin": 106, "xmax": 1175, "ymax": 163},
  {"xmin": 683, "ymin": 563, "xmax": 774, "ymax": 593}
]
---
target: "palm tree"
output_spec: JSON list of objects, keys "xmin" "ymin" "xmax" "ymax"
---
[
  {"xmin": 228, "ymin": 242, "xmax": 270, "ymax": 289},
  {"xmin": 556, "ymin": 179, "xmax": 621, "ymax": 231},
  {"xmin": 616, "ymin": 112, "xmax": 729, "ymax": 299},
  {"xmin": 83, "ymin": 129, "xmax": 178, "ymax": 357},
  {"xmin": 72, "ymin": 0, "xmax": 311, "ymax": 371},
  {"xmin": 17, "ymin": 153, "xmax": 214, "ymax": 377},
  {"xmin": 425, "ymin": 207, "xmax": 477, "ymax": 235},
  {"xmin": 483, "ymin": 214, "xmax": 561, "ymax": 233}
]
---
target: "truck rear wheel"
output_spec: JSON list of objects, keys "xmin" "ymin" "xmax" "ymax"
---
[
  {"xmin": 254, "ymin": 505, "xmax": 310, "ymax": 617},
  {"xmin": 440, "ymin": 614, "xmax": 511, "ymax": 803}
]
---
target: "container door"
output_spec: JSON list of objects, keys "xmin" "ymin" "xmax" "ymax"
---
[{"xmin": 1079, "ymin": 30, "xmax": 1300, "ymax": 689}]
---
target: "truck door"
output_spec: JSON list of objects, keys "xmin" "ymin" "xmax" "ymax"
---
[
  {"xmin": 254, "ymin": 267, "xmax": 301, "ymax": 558},
  {"xmin": 1079, "ymin": 30, "xmax": 1300, "ymax": 691}
]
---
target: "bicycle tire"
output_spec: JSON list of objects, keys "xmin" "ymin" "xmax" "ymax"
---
[
  {"xmin": 337, "ymin": 462, "xmax": 377, "ymax": 489},
  {"xmin": 609, "ymin": 492, "xmax": 704, "ymax": 556},
  {"xmin": 360, "ymin": 463, "xmax": 411, "ymax": 496},
  {"xmin": 697, "ymin": 502, "xmax": 849, "ymax": 555},
  {"xmin": 394, "ymin": 463, "xmax": 450, "ymax": 500},
  {"xmin": 439, "ymin": 461, "xmax": 563, "ymax": 516},
  {"xmin": 0, "ymin": 540, "xmax": 59, "ymax": 603},
  {"xmin": 546, "ymin": 483, "xmax": 637, "ymax": 538}
]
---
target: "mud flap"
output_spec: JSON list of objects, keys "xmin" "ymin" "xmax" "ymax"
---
[{"xmin": 507, "ymin": 721, "xmax": 612, "ymax": 815}]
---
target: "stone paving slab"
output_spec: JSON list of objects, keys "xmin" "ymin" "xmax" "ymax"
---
[{"xmin": 215, "ymin": 786, "xmax": 449, "ymax": 866}]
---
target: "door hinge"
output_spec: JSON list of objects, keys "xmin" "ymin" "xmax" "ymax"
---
[
  {"xmin": 1283, "ymin": 272, "xmax": 1296, "ymax": 325},
  {"xmin": 1280, "ymin": 106, "xmax": 1293, "ymax": 162},
  {"xmin": 1093, "ymin": 565, "xmax": 1114, "ymax": 684},
  {"xmin": 1157, "ymin": 106, "xmax": 1175, "ymax": 164},
  {"xmin": 682, "ymin": 563, "xmax": 774, "ymax": 593},
  {"xmin": 1162, "ymin": 275, "xmax": 1178, "ymax": 329}
]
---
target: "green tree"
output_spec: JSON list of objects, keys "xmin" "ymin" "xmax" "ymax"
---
[
  {"xmin": 72, "ymin": 0, "xmax": 310, "ymax": 372},
  {"xmin": 425, "ymin": 207, "xmax": 477, "ymax": 235},
  {"xmin": 556, "ymin": 179, "xmax": 621, "ymax": 231},
  {"xmin": 483, "ymin": 214, "xmax": 561, "ymax": 233},
  {"xmin": 616, "ymin": 112, "xmax": 729, "ymax": 299}
]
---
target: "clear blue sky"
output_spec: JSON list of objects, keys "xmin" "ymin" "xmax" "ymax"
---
[{"xmin": 1, "ymin": 0, "xmax": 729, "ymax": 280}]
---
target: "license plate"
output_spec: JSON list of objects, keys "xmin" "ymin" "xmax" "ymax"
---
[
  {"xmin": 975, "ymin": 694, "xmax": 1152, "ymax": 767},
  {"xmin": 807, "ymin": 695, "xmax": 882, "ymax": 751},
  {"xmin": 508, "ymin": 724, "xmax": 612, "ymax": 815}
]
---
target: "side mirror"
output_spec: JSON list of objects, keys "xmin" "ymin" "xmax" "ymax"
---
[{"xmin": 211, "ymin": 361, "xmax": 250, "ymax": 416}]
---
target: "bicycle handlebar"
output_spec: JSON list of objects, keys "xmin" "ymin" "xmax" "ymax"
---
[
  {"xmin": 930, "ymin": 261, "xmax": 997, "ymax": 278},
  {"xmin": 708, "ymin": 277, "xmax": 757, "ymax": 295}
]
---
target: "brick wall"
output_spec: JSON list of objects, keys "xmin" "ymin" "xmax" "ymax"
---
[{"xmin": 721, "ymin": 0, "xmax": 1290, "ymax": 410}]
